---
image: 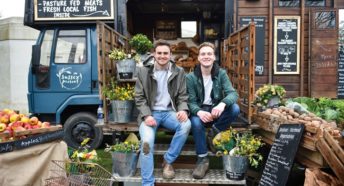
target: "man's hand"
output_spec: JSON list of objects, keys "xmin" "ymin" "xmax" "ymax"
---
[
  {"xmin": 211, "ymin": 102, "xmax": 226, "ymax": 119},
  {"xmin": 176, "ymin": 110, "xmax": 188, "ymax": 122},
  {"xmin": 144, "ymin": 115, "xmax": 157, "ymax": 126},
  {"xmin": 197, "ymin": 110, "xmax": 214, "ymax": 123}
]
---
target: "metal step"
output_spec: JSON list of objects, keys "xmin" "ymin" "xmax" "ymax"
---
[
  {"xmin": 112, "ymin": 168, "xmax": 246, "ymax": 185},
  {"xmin": 155, "ymin": 144, "xmax": 216, "ymax": 156}
]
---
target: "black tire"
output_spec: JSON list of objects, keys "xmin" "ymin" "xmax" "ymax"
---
[{"xmin": 63, "ymin": 112, "xmax": 103, "ymax": 150}]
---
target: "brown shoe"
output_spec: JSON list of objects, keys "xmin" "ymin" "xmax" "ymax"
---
[
  {"xmin": 192, "ymin": 156, "xmax": 209, "ymax": 179},
  {"xmin": 162, "ymin": 160, "xmax": 175, "ymax": 179}
]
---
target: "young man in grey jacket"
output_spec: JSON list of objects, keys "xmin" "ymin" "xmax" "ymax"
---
[{"xmin": 135, "ymin": 39, "xmax": 191, "ymax": 186}]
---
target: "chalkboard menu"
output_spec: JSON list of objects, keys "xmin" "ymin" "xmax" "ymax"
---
[
  {"xmin": 274, "ymin": 16, "xmax": 300, "ymax": 74},
  {"xmin": 34, "ymin": 0, "xmax": 114, "ymax": 21},
  {"xmin": 338, "ymin": 46, "xmax": 344, "ymax": 98},
  {"xmin": 259, "ymin": 124, "xmax": 304, "ymax": 186},
  {"xmin": 240, "ymin": 17, "xmax": 266, "ymax": 76}
]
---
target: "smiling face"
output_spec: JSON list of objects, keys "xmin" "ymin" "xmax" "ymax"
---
[
  {"xmin": 198, "ymin": 45, "xmax": 216, "ymax": 69},
  {"xmin": 153, "ymin": 45, "xmax": 171, "ymax": 68}
]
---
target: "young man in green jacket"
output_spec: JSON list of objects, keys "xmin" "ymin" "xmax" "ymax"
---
[
  {"xmin": 135, "ymin": 39, "xmax": 191, "ymax": 186},
  {"xmin": 186, "ymin": 42, "xmax": 240, "ymax": 179}
]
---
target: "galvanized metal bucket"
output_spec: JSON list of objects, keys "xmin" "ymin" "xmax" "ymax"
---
[
  {"xmin": 116, "ymin": 59, "xmax": 136, "ymax": 79},
  {"xmin": 111, "ymin": 152, "xmax": 139, "ymax": 177},
  {"xmin": 222, "ymin": 155, "xmax": 249, "ymax": 180},
  {"xmin": 111, "ymin": 100, "xmax": 134, "ymax": 123}
]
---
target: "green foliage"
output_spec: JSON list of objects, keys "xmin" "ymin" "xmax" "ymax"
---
[
  {"xmin": 291, "ymin": 97, "xmax": 344, "ymax": 127},
  {"xmin": 104, "ymin": 141, "xmax": 140, "ymax": 153},
  {"xmin": 129, "ymin": 34, "xmax": 153, "ymax": 54},
  {"xmin": 109, "ymin": 48, "xmax": 129, "ymax": 61},
  {"xmin": 69, "ymin": 138, "xmax": 99, "ymax": 163}
]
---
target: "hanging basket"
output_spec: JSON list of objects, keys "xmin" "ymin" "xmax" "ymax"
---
[
  {"xmin": 116, "ymin": 59, "xmax": 136, "ymax": 79},
  {"xmin": 222, "ymin": 155, "xmax": 249, "ymax": 180}
]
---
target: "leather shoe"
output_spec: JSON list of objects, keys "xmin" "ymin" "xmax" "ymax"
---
[
  {"xmin": 162, "ymin": 160, "xmax": 175, "ymax": 179},
  {"xmin": 192, "ymin": 156, "xmax": 209, "ymax": 179}
]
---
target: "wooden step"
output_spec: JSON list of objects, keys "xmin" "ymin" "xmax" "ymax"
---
[{"xmin": 112, "ymin": 168, "xmax": 246, "ymax": 185}]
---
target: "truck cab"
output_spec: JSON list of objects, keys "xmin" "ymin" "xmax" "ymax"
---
[{"xmin": 24, "ymin": 0, "xmax": 227, "ymax": 149}]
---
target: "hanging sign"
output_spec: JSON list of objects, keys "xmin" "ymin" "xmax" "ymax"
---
[
  {"xmin": 274, "ymin": 16, "xmax": 300, "ymax": 74},
  {"xmin": 34, "ymin": 0, "xmax": 114, "ymax": 21}
]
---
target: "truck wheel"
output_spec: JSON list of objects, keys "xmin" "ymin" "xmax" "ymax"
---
[{"xmin": 63, "ymin": 112, "xmax": 103, "ymax": 149}]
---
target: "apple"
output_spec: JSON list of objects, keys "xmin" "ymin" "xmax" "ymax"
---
[
  {"xmin": 23, "ymin": 123, "xmax": 32, "ymax": 130},
  {"xmin": 41, "ymin": 122, "xmax": 51, "ymax": 128},
  {"xmin": 9, "ymin": 114, "xmax": 20, "ymax": 123},
  {"xmin": 0, "ymin": 123, "xmax": 6, "ymax": 132},
  {"xmin": 11, "ymin": 121, "xmax": 23, "ymax": 130},
  {"xmin": 0, "ymin": 115, "xmax": 10, "ymax": 124},
  {"xmin": 29, "ymin": 117, "xmax": 39, "ymax": 125},
  {"xmin": 31, "ymin": 125, "xmax": 40, "ymax": 129},
  {"xmin": 13, "ymin": 126, "xmax": 25, "ymax": 132},
  {"xmin": 21, "ymin": 116, "xmax": 30, "ymax": 123}
]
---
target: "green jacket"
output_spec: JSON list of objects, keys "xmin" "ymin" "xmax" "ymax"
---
[
  {"xmin": 186, "ymin": 63, "xmax": 238, "ymax": 116},
  {"xmin": 135, "ymin": 56, "xmax": 189, "ymax": 124}
]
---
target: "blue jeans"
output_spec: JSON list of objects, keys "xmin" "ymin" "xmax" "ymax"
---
[
  {"xmin": 139, "ymin": 110, "xmax": 191, "ymax": 186},
  {"xmin": 190, "ymin": 103, "xmax": 240, "ymax": 155}
]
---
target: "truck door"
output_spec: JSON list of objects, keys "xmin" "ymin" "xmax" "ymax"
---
[{"xmin": 30, "ymin": 28, "xmax": 92, "ymax": 114}]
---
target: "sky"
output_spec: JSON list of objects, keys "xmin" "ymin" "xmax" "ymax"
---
[{"xmin": 0, "ymin": 0, "xmax": 25, "ymax": 18}]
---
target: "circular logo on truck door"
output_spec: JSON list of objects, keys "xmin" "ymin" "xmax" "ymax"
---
[{"xmin": 56, "ymin": 67, "xmax": 83, "ymax": 90}]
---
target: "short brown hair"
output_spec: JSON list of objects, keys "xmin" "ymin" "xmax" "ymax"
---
[
  {"xmin": 198, "ymin": 42, "xmax": 215, "ymax": 53},
  {"xmin": 154, "ymin": 39, "xmax": 171, "ymax": 51}
]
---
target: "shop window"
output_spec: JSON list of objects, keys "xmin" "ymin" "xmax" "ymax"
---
[
  {"xmin": 314, "ymin": 11, "xmax": 336, "ymax": 29},
  {"xmin": 181, "ymin": 21, "xmax": 197, "ymax": 38},
  {"xmin": 279, "ymin": 0, "xmax": 325, "ymax": 7},
  {"xmin": 55, "ymin": 30, "xmax": 86, "ymax": 64},
  {"xmin": 279, "ymin": 0, "xmax": 299, "ymax": 7},
  {"xmin": 306, "ymin": 0, "xmax": 325, "ymax": 7}
]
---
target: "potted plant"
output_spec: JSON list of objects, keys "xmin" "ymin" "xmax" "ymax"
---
[
  {"xmin": 109, "ymin": 48, "xmax": 136, "ymax": 79},
  {"xmin": 105, "ymin": 133, "xmax": 140, "ymax": 177},
  {"xmin": 102, "ymin": 78, "xmax": 135, "ymax": 123},
  {"xmin": 213, "ymin": 128, "xmax": 264, "ymax": 180},
  {"xmin": 253, "ymin": 84, "xmax": 286, "ymax": 110},
  {"xmin": 129, "ymin": 34, "xmax": 153, "ymax": 63}
]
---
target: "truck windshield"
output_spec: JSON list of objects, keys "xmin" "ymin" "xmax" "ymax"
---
[{"xmin": 55, "ymin": 30, "xmax": 86, "ymax": 64}]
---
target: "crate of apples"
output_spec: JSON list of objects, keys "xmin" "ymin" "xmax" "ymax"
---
[{"xmin": 0, "ymin": 109, "xmax": 60, "ymax": 142}]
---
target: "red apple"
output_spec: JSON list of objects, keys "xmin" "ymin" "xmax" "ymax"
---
[
  {"xmin": 0, "ymin": 123, "xmax": 6, "ymax": 132},
  {"xmin": 29, "ymin": 117, "xmax": 39, "ymax": 125},
  {"xmin": 41, "ymin": 122, "xmax": 51, "ymax": 128},
  {"xmin": 0, "ymin": 115, "xmax": 10, "ymax": 124},
  {"xmin": 10, "ymin": 114, "xmax": 20, "ymax": 123},
  {"xmin": 21, "ymin": 116, "xmax": 30, "ymax": 123}
]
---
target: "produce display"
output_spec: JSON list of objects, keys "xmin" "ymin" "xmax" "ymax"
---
[
  {"xmin": 260, "ymin": 106, "xmax": 342, "ymax": 138},
  {"xmin": 0, "ymin": 108, "xmax": 58, "ymax": 142}
]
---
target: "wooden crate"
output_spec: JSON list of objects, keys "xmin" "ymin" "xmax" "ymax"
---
[
  {"xmin": 316, "ymin": 130, "xmax": 344, "ymax": 185},
  {"xmin": 253, "ymin": 113, "xmax": 319, "ymax": 151}
]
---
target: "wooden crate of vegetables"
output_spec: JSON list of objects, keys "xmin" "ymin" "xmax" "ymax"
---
[{"xmin": 253, "ymin": 106, "xmax": 342, "ymax": 167}]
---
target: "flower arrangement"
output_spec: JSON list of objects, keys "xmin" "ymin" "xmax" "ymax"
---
[
  {"xmin": 109, "ymin": 48, "xmax": 129, "ymax": 61},
  {"xmin": 102, "ymin": 78, "xmax": 135, "ymax": 101},
  {"xmin": 129, "ymin": 34, "xmax": 153, "ymax": 54},
  {"xmin": 69, "ymin": 138, "xmax": 99, "ymax": 163},
  {"xmin": 104, "ymin": 133, "xmax": 140, "ymax": 153},
  {"xmin": 213, "ymin": 129, "xmax": 264, "ymax": 168},
  {"xmin": 253, "ymin": 84, "xmax": 286, "ymax": 109}
]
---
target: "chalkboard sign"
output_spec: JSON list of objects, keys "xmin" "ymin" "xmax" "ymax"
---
[
  {"xmin": 338, "ymin": 46, "xmax": 344, "ymax": 98},
  {"xmin": 259, "ymin": 124, "xmax": 305, "ymax": 186},
  {"xmin": 34, "ymin": 0, "xmax": 114, "ymax": 21},
  {"xmin": 0, "ymin": 130, "xmax": 64, "ymax": 153},
  {"xmin": 274, "ymin": 16, "xmax": 300, "ymax": 74},
  {"xmin": 240, "ymin": 17, "xmax": 266, "ymax": 76}
]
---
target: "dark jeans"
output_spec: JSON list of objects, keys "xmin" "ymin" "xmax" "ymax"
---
[{"xmin": 190, "ymin": 103, "xmax": 240, "ymax": 155}]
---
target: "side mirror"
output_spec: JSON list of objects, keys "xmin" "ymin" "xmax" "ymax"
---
[{"xmin": 31, "ymin": 44, "xmax": 41, "ymax": 73}]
